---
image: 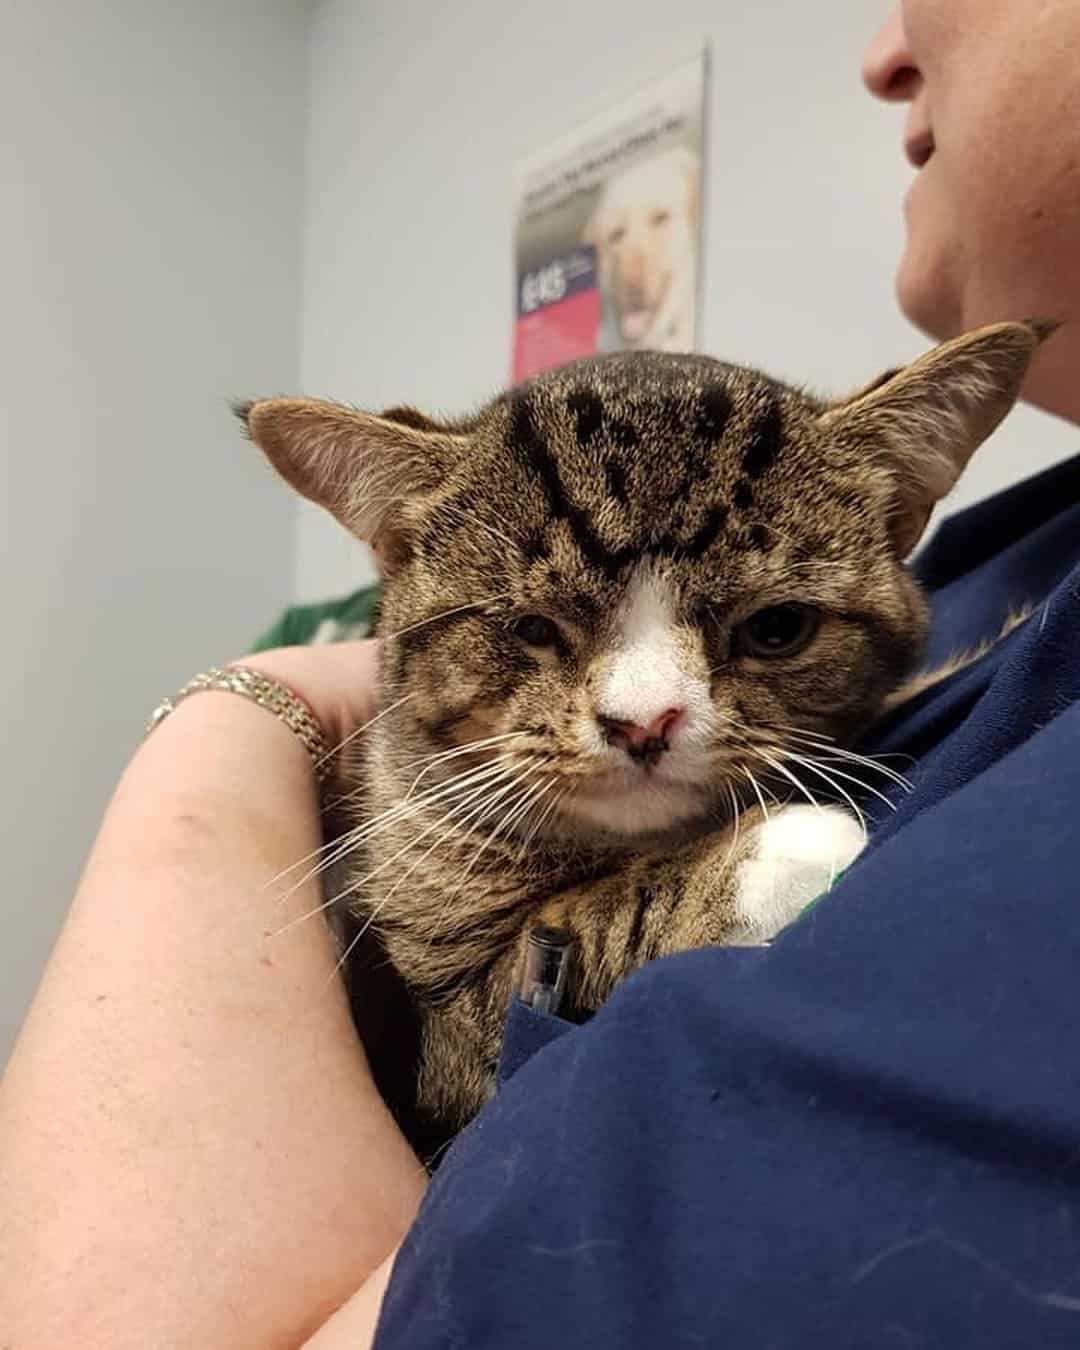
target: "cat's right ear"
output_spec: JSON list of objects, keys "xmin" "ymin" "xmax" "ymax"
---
[
  {"xmin": 816, "ymin": 319, "xmax": 1057, "ymax": 556},
  {"xmin": 235, "ymin": 397, "xmax": 464, "ymax": 570}
]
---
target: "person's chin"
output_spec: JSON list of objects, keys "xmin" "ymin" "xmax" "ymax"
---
[
  {"xmin": 895, "ymin": 238, "xmax": 962, "ymax": 342},
  {"xmin": 896, "ymin": 175, "xmax": 966, "ymax": 340}
]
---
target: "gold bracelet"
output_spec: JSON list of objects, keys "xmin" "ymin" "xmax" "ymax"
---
[{"xmin": 146, "ymin": 665, "xmax": 333, "ymax": 784}]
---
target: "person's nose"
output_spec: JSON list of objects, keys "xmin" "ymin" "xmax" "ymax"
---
[{"xmin": 862, "ymin": 7, "xmax": 921, "ymax": 103}]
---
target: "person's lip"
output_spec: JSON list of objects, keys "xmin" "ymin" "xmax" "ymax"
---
[{"xmin": 904, "ymin": 128, "xmax": 936, "ymax": 170}]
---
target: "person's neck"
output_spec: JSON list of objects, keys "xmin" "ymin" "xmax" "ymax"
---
[{"xmin": 1021, "ymin": 337, "xmax": 1080, "ymax": 427}]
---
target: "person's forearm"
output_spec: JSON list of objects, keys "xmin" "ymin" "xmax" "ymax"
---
[
  {"xmin": 300, "ymin": 1247, "xmax": 400, "ymax": 1350},
  {"xmin": 0, "ymin": 690, "xmax": 425, "ymax": 1349}
]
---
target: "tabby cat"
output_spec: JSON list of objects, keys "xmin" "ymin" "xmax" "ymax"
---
[{"xmin": 241, "ymin": 319, "xmax": 1048, "ymax": 1146}]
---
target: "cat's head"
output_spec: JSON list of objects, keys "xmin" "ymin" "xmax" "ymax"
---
[{"xmin": 242, "ymin": 321, "xmax": 1049, "ymax": 844}]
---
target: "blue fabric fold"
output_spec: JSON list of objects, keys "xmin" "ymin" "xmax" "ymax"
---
[{"xmin": 497, "ymin": 996, "xmax": 576, "ymax": 1087}]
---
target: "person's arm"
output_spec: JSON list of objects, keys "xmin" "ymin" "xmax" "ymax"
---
[
  {"xmin": 0, "ymin": 642, "xmax": 425, "ymax": 1350},
  {"xmin": 299, "ymin": 1247, "xmax": 400, "ymax": 1350}
]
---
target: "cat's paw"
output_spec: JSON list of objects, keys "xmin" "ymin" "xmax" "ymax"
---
[{"xmin": 732, "ymin": 805, "xmax": 865, "ymax": 944}]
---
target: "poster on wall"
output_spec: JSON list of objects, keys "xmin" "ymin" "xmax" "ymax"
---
[{"xmin": 511, "ymin": 52, "xmax": 708, "ymax": 384}]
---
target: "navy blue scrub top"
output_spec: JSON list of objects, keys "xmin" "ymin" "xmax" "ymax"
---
[{"xmin": 375, "ymin": 451, "xmax": 1080, "ymax": 1350}]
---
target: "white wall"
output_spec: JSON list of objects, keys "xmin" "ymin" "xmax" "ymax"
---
[
  {"xmin": 0, "ymin": 0, "xmax": 310, "ymax": 1057},
  {"xmin": 5, "ymin": 0, "xmax": 1074, "ymax": 1058},
  {"xmin": 295, "ymin": 0, "xmax": 1077, "ymax": 599}
]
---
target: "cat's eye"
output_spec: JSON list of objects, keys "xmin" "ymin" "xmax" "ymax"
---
[
  {"xmin": 735, "ymin": 604, "xmax": 820, "ymax": 659},
  {"xmin": 511, "ymin": 614, "xmax": 561, "ymax": 649}
]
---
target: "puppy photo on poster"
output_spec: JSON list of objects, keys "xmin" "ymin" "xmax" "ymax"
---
[{"xmin": 512, "ymin": 53, "xmax": 708, "ymax": 383}]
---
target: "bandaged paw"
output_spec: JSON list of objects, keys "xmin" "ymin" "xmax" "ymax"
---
[{"xmin": 733, "ymin": 804, "xmax": 866, "ymax": 944}]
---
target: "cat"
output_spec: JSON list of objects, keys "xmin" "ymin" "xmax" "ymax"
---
[{"xmin": 240, "ymin": 319, "xmax": 1050, "ymax": 1149}]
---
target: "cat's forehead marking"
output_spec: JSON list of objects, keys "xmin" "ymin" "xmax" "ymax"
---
[
  {"xmin": 741, "ymin": 394, "xmax": 783, "ymax": 479},
  {"xmin": 566, "ymin": 388, "xmax": 604, "ymax": 443},
  {"xmin": 725, "ymin": 389, "xmax": 784, "ymax": 535},
  {"xmin": 504, "ymin": 361, "xmax": 790, "ymax": 580},
  {"xmin": 565, "ymin": 386, "xmax": 645, "ymax": 453},
  {"xmin": 561, "ymin": 374, "xmax": 739, "ymax": 458},
  {"xmin": 508, "ymin": 391, "xmax": 630, "ymax": 579},
  {"xmin": 743, "ymin": 523, "xmax": 774, "ymax": 553},
  {"xmin": 603, "ymin": 458, "xmax": 629, "ymax": 504},
  {"xmin": 696, "ymin": 384, "xmax": 733, "ymax": 442}
]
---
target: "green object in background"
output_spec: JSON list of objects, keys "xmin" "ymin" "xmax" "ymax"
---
[{"xmin": 251, "ymin": 584, "xmax": 382, "ymax": 653}]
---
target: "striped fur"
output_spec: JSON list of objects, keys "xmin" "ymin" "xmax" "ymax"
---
[{"xmin": 244, "ymin": 323, "xmax": 1051, "ymax": 1150}]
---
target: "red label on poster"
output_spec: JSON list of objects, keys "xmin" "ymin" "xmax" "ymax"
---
[{"xmin": 512, "ymin": 286, "xmax": 601, "ymax": 384}]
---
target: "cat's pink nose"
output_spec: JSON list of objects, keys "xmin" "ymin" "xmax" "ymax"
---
[{"xmin": 597, "ymin": 708, "xmax": 683, "ymax": 764}]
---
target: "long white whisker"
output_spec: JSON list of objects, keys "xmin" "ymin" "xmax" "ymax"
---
[
  {"xmin": 324, "ymin": 921, "xmax": 369, "ymax": 991},
  {"xmin": 378, "ymin": 593, "xmax": 511, "ymax": 645},
  {"xmin": 740, "ymin": 767, "xmax": 771, "ymax": 825},
  {"xmin": 338, "ymin": 754, "xmax": 528, "ymax": 858},
  {"xmin": 327, "ymin": 762, "xmax": 540, "ymax": 914},
  {"xmin": 270, "ymin": 758, "xmax": 527, "ymax": 923},
  {"xmin": 403, "ymin": 733, "xmax": 529, "ymax": 799},
  {"xmin": 324, "ymin": 767, "xmax": 534, "ymax": 970},
  {"xmin": 754, "ymin": 751, "xmax": 826, "ymax": 816},
  {"xmin": 492, "ymin": 776, "xmax": 555, "ymax": 848},
  {"xmin": 780, "ymin": 733, "xmax": 914, "ymax": 791},
  {"xmin": 783, "ymin": 752, "xmax": 897, "ymax": 814},
  {"xmin": 319, "ymin": 733, "xmax": 520, "ymax": 814},
  {"xmin": 781, "ymin": 754, "xmax": 869, "ymax": 837},
  {"xmin": 296, "ymin": 755, "xmax": 521, "ymax": 888},
  {"xmin": 314, "ymin": 692, "xmax": 413, "ymax": 776},
  {"xmin": 264, "ymin": 693, "xmax": 415, "ymax": 886},
  {"xmin": 325, "ymin": 741, "xmax": 546, "ymax": 882},
  {"xmin": 401, "ymin": 764, "xmax": 550, "ymax": 934},
  {"xmin": 449, "ymin": 778, "xmax": 553, "ymax": 899},
  {"xmin": 515, "ymin": 780, "xmax": 562, "ymax": 861},
  {"xmin": 335, "ymin": 753, "xmax": 525, "ymax": 847},
  {"xmin": 375, "ymin": 770, "xmax": 538, "ymax": 915},
  {"xmin": 450, "ymin": 766, "xmax": 554, "ymax": 879},
  {"xmin": 453, "ymin": 765, "xmax": 553, "ymax": 874},
  {"xmin": 325, "ymin": 730, "xmax": 528, "ymax": 812},
  {"xmin": 396, "ymin": 731, "xmax": 528, "ymax": 775},
  {"xmin": 723, "ymin": 779, "xmax": 743, "ymax": 870}
]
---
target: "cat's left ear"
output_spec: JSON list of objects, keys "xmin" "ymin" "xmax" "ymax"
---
[
  {"xmin": 236, "ymin": 397, "xmax": 466, "ymax": 571},
  {"xmin": 818, "ymin": 319, "xmax": 1057, "ymax": 555}
]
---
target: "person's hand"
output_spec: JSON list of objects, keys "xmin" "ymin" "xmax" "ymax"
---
[{"xmin": 240, "ymin": 639, "xmax": 382, "ymax": 755}]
